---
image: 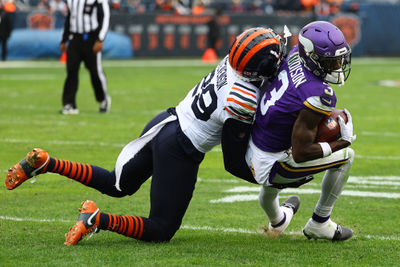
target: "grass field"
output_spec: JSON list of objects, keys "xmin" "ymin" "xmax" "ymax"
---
[{"xmin": 1, "ymin": 58, "xmax": 400, "ymax": 266}]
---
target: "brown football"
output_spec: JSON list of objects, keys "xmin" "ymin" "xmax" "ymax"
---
[{"xmin": 315, "ymin": 109, "xmax": 348, "ymax": 143}]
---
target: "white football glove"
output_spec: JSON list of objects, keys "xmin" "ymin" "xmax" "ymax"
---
[{"xmin": 338, "ymin": 108, "xmax": 356, "ymax": 144}]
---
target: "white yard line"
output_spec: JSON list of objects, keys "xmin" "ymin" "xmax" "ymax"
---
[
  {"xmin": 0, "ymin": 215, "xmax": 398, "ymax": 241},
  {"xmin": 0, "ymin": 59, "xmax": 210, "ymax": 69}
]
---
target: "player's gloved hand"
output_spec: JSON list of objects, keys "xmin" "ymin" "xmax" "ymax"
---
[{"xmin": 338, "ymin": 108, "xmax": 356, "ymax": 144}]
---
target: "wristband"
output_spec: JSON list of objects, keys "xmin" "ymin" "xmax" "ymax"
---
[{"xmin": 318, "ymin": 142, "xmax": 332, "ymax": 157}]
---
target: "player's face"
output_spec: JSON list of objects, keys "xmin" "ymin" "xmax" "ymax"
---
[{"xmin": 320, "ymin": 57, "xmax": 342, "ymax": 72}]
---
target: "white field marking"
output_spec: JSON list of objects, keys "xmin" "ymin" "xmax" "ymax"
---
[
  {"xmin": 0, "ymin": 215, "xmax": 73, "ymax": 223},
  {"xmin": 360, "ymin": 131, "xmax": 400, "ymax": 137},
  {"xmin": 2, "ymin": 138, "xmax": 125, "ymax": 148},
  {"xmin": 223, "ymin": 176, "xmax": 400, "ymax": 193},
  {"xmin": 197, "ymin": 177, "xmax": 241, "ymax": 183},
  {"xmin": 0, "ymin": 59, "xmax": 212, "ymax": 69},
  {"xmin": 210, "ymin": 189, "xmax": 400, "ymax": 203},
  {"xmin": 356, "ymin": 155, "xmax": 400, "ymax": 160},
  {"xmin": 1, "ymin": 215, "xmax": 398, "ymax": 241},
  {"xmin": 0, "ymin": 74, "xmax": 58, "ymax": 80}
]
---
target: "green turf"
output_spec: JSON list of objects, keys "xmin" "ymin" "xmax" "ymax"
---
[{"xmin": 1, "ymin": 58, "xmax": 400, "ymax": 266}]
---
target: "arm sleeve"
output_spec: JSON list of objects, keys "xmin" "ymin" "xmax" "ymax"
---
[
  {"xmin": 96, "ymin": 0, "xmax": 110, "ymax": 41},
  {"xmin": 61, "ymin": 8, "xmax": 70, "ymax": 43},
  {"xmin": 224, "ymin": 82, "xmax": 258, "ymax": 123},
  {"xmin": 221, "ymin": 119, "xmax": 258, "ymax": 184}
]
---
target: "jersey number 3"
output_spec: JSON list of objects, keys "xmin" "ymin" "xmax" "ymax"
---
[
  {"xmin": 191, "ymin": 70, "xmax": 218, "ymax": 121},
  {"xmin": 260, "ymin": 70, "xmax": 289, "ymax": 115}
]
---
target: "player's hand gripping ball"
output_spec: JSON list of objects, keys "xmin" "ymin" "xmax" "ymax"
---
[{"xmin": 315, "ymin": 109, "xmax": 348, "ymax": 142}]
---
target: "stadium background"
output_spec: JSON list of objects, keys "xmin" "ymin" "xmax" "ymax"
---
[{"xmin": 2, "ymin": 0, "xmax": 400, "ymax": 60}]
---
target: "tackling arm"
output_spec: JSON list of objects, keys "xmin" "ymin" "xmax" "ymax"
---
[
  {"xmin": 221, "ymin": 119, "xmax": 257, "ymax": 184},
  {"xmin": 291, "ymin": 108, "xmax": 351, "ymax": 163}
]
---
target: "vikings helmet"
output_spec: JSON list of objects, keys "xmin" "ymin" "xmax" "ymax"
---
[
  {"xmin": 298, "ymin": 21, "xmax": 351, "ymax": 85},
  {"xmin": 229, "ymin": 27, "xmax": 286, "ymax": 82}
]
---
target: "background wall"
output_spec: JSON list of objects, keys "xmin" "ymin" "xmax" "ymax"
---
[{"xmin": 4, "ymin": 2, "xmax": 400, "ymax": 59}]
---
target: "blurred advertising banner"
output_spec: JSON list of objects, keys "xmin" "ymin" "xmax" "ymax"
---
[{"xmin": 110, "ymin": 14, "xmax": 311, "ymax": 57}]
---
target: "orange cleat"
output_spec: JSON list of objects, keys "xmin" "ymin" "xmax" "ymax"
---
[
  {"xmin": 5, "ymin": 148, "xmax": 50, "ymax": 190},
  {"xmin": 65, "ymin": 200, "xmax": 101, "ymax": 246}
]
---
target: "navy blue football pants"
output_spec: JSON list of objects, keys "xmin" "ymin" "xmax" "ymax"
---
[{"xmin": 87, "ymin": 109, "xmax": 205, "ymax": 241}]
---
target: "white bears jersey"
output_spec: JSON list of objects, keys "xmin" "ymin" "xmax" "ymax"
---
[{"xmin": 176, "ymin": 56, "xmax": 260, "ymax": 153}]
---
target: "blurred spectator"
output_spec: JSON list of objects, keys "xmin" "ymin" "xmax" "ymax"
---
[
  {"xmin": 261, "ymin": 0, "xmax": 275, "ymax": 15},
  {"xmin": 230, "ymin": 0, "xmax": 246, "ymax": 13},
  {"xmin": 0, "ymin": 0, "xmax": 13, "ymax": 60},
  {"xmin": 37, "ymin": 0, "xmax": 51, "ymax": 12},
  {"xmin": 326, "ymin": 0, "xmax": 342, "ymax": 15},
  {"xmin": 110, "ymin": 0, "xmax": 121, "ymax": 10},
  {"xmin": 248, "ymin": 0, "xmax": 264, "ymax": 15},
  {"xmin": 301, "ymin": 0, "xmax": 319, "ymax": 12},
  {"xmin": 314, "ymin": 0, "xmax": 342, "ymax": 16},
  {"xmin": 155, "ymin": 0, "xmax": 173, "ymax": 12},
  {"xmin": 174, "ymin": 0, "xmax": 191, "ymax": 14},
  {"xmin": 275, "ymin": 0, "xmax": 302, "ymax": 11},
  {"xmin": 124, "ymin": 0, "xmax": 146, "ymax": 13},
  {"xmin": 49, "ymin": 0, "xmax": 67, "ymax": 16},
  {"xmin": 3, "ymin": 0, "xmax": 15, "ymax": 12},
  {"xmin": 192, "ymin": 0, "xmax": 205, "ymax": 15}
]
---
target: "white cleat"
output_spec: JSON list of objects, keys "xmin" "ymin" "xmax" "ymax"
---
[
  {"xmin": 264, "ymin": 195, "xmax": 300, "ymax": 237},
  {"xmin": 303, "ymin": 218, "xmax": 353, "ymax": 241}
]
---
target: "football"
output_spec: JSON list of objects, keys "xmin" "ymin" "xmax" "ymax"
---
[{"xmin": 315, "ymin": 109, "xmax": 348, "ymax": 143}]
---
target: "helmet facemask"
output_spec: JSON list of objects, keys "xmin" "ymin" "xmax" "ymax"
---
[{"xmin": 312, "ymin": 50, "xmax": 351, "ymax": 86}]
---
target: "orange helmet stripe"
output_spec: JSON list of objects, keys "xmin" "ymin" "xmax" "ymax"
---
[
  {"xmin": 231, "ymin": 28, "xmax": 272, "ymax": 70},
  {"xmin": 229, "ymin": 28, "xmax": 255, "ymax": 67},
  {"xmin": 237, "ymin": 38, "xmax": 280, "ymax": 73}
]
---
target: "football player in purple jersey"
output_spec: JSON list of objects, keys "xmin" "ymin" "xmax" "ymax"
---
[
  {"xmin": 5, "ymin": 28, "xmax": 286, "ymax": 245},
  {"xmin": 225, "ymin": 21, "xmax": 356, "ymax": 241}
]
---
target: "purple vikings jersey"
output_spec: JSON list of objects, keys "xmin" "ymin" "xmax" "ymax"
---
[{"xmin": 251, "ymin": 45, "xmax": 337, "ymax": 152}]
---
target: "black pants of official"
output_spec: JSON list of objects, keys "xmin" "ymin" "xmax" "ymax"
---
[
  {"xmin": 0, "ymin": 37, "xmax": 8, "ymax": 61},
  {"xmin": 86, "ymin": 109, "xmax": 205, "ymax": 242},
  {"xmin": 62, "ymin": 33, "xmax": 107, "ymax": 108}
]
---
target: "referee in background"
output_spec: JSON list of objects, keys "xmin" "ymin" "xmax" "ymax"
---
[{"xmin": 59, "ymin": 0, "xmax": 111, "ymax": 114}]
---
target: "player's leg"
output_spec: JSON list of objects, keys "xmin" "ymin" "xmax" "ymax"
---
[
  {"xmin": 245, "ymin": 139, "xmax": 300, "ymax": 236},
  {"xmin": 5, "ymin": 110, "xmax": 173, "ymax": 193},
  {"xmin": 62, "ymin": 36, "xmax": 81, "ymax": 111},
  {"xmin": 83, "ymin": 41, "xmax": 109, "ymax": 108},
  {"xmin": 303, "ymin": 148, "xmax": 355, "ymax": 241},
  {"xmin": 65, "ymin": 120, "xmax": 204, "ymax": 245},
  {"xmin": 273, "ymin": 147, "xmax": 355, "ymax": 241},
  {"xmin": 259, "ymin": 186, "xmax": 300, "ymax": 237},
  {"xmin": 4, "ymin": 147, "xmax": 147, "ymax": 197}
]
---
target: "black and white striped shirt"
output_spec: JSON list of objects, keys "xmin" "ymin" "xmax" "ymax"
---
[{"xmin": 62, "ymin": 0, "xmax": 110, "ymax": 42}]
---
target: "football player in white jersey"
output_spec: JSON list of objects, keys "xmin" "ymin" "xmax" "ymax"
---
[{"xmin": 5, "ymin": 27, "xmax": 286, "ymax": 245}]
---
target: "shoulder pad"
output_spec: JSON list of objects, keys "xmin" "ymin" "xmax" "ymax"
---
[{"xmin": 303, "ymin": 87, "xmax": 336, "ymax": 115}]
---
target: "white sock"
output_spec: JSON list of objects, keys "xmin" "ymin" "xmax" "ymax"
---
[{"xmin": 259, "ymin": 185, "xmax": 284, "ymax": 226}]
